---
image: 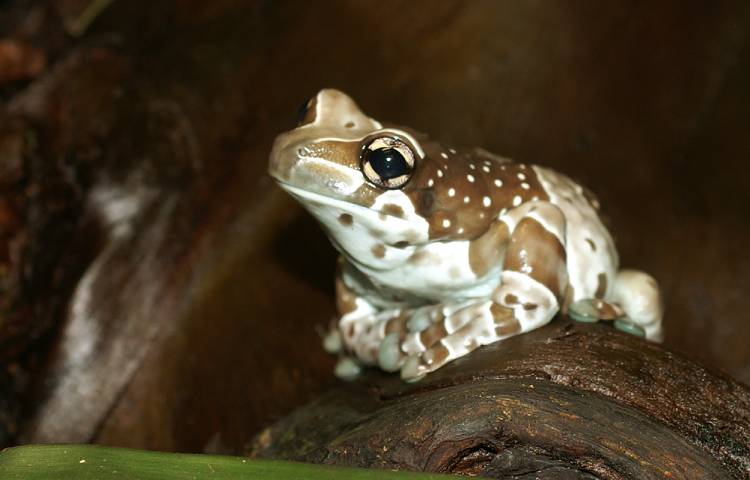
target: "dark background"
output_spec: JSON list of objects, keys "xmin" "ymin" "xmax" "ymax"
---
[{"xmin": 1, "ymin": 0, "xmax": 749, "ymax": 453}]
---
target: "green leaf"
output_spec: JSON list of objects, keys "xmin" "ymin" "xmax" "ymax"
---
[{"xmin": 0, "ymin": 444, "xmax": 451, "ymax": 479}]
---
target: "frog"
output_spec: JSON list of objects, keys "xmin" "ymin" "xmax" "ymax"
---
[{"xmin": 268, "ymin": 89, "xmax": 663, "ymax": 382}]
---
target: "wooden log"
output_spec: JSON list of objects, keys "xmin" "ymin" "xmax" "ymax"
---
[{"xmin": 250, "ymin": 319, "xmax": 750, "ymax": 479}]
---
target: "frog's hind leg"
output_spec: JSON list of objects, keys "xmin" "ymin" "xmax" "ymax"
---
[
  {"xmin": 399, "ymin": 203, "xmax": 568, "ymax": 381},
  {"xmin": 610, "ymin": 269, "xmax": 664, "ymax": 342},
  {"xmin": 399, "ymin": 299, "xmax": 522, "ymax": 381}
]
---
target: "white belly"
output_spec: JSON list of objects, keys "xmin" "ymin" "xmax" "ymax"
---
[{"xmin": 355, "ymin": 239, "xmax": 502, "ymax": 305}]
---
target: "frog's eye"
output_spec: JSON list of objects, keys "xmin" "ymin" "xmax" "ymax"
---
[{"xmin": 360, "ymin": 137, "xmax": 416, "ymax": 189}]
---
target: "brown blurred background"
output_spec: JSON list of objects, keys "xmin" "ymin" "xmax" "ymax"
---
[{"xmin": 0, "ymin": 0, "xmax": 749, "ymax": 454}]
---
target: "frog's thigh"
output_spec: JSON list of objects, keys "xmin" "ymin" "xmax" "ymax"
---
[{"xmin": 493, "ymin": 206, "xmax": 567, "ymax": 331}]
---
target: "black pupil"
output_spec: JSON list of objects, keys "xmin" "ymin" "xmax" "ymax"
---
[{"xmin": 368, "ymin": 148, "xmax": 409, "ymax": 180}]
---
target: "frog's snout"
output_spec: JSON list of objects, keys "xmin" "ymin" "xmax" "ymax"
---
[
  {"xmin": 268, "ymin": 132, "xmax": 296, "ymax": 183},
  {"xmin": 270, "ymin": 89, "xmax": 380, "ymax": 187}
]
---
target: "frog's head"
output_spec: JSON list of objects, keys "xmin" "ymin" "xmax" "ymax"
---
[{"xmin": 269, "ymin": 89, "xmax": 500, "ymax": 270}]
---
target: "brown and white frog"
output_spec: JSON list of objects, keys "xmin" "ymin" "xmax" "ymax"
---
[{"xmin": 268, "ymin": 89, "xmax": 663, "ymax": 382}]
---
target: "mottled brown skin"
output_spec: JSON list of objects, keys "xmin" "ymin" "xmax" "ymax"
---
[
  {"xmin": 468, "ymin": 220, "xmax": 510, "ymax": 277},
  {"xmin": 492, "ymin": 304, "xmax": 522, "ymax": 337},
  {"xmin": 503, "ymin": 217, "xmax": 568, "ymax": 301},
  {"xmin": 337, "ymin": 213, "xmax": 353, "ymax": 226},
  {"xmin": 595, "ymin": 272, "xmax": 608, "ymax": 298},
  {"xmin": 395, "ymin": 128, "xmax": 549, "ymax": 241},
  {"xmin": 370, "ymin": 243, "xmax": 386, "ymax": 259},
  {"xmin": 379, "ymin": 204, "xmax": 405, "ymax": 219},
  {"xmin": 418, "ymin": 322, "xmax": 449, "ymax": 349}
]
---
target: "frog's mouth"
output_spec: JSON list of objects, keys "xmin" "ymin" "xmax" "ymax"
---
[
  {"xmin": 274, "ymin": 181, "xmax": 381, "ymax": 220},
  {"xmin": 275, "ymin": 181, "xmax": 430, "ymax": 248}
]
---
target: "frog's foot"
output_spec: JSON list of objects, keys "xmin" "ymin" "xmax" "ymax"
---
[
  {"xmin": 568, "ymin": 270, "xmax": 663, "ymax": 342},
  {"xmin": 377, "ymin": 304, "xmax": 452, "ymax": 372},
  {"xmin": 399, "ymin": 301, "xmax": 522, "ymax": 382},
  {"xmin": 568, "ymin": 298, "xmax": 646, "ymax": 338},
  {"xmin": 568, "ymin": 298, "xmax": 625, "ymax": 323},
  {"xmin": 340, "ymin": 307, "xmax": 418, "ymax": 369},
  {"xmin": 331, "ymin": 309, "xmax": 411, "ymax": 378}
]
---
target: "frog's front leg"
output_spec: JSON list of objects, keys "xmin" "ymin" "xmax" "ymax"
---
[
  {"xmin": 400, "ymin": 203, "xmax": 568, "ymax": 381},
  {"xmin": 331, "ymin": 264, "xmax": 420, "ymax": 379}
]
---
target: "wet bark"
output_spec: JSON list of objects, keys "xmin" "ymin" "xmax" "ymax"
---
[{"xmin": 251, "ymin": 320, "xmax": 750, "ymax": 479}]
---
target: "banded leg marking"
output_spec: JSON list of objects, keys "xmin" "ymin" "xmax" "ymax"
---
[
  {"xmin": 400, "ymin": 206, "xmax": 569, "ymax": 381},
  {"xmin": 400, "ymin": 301, "xmax": 520, "ymax": 381}
]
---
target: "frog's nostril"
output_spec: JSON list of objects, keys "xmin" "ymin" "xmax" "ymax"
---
[{"xmin": 296, "ymin": 96, "xmax": 318, "ymax": 127}]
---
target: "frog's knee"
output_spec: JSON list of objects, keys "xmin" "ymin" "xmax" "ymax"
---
[{"xmin": 612, "ymin": 270, "xmax": 663, "ymax": 341}]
